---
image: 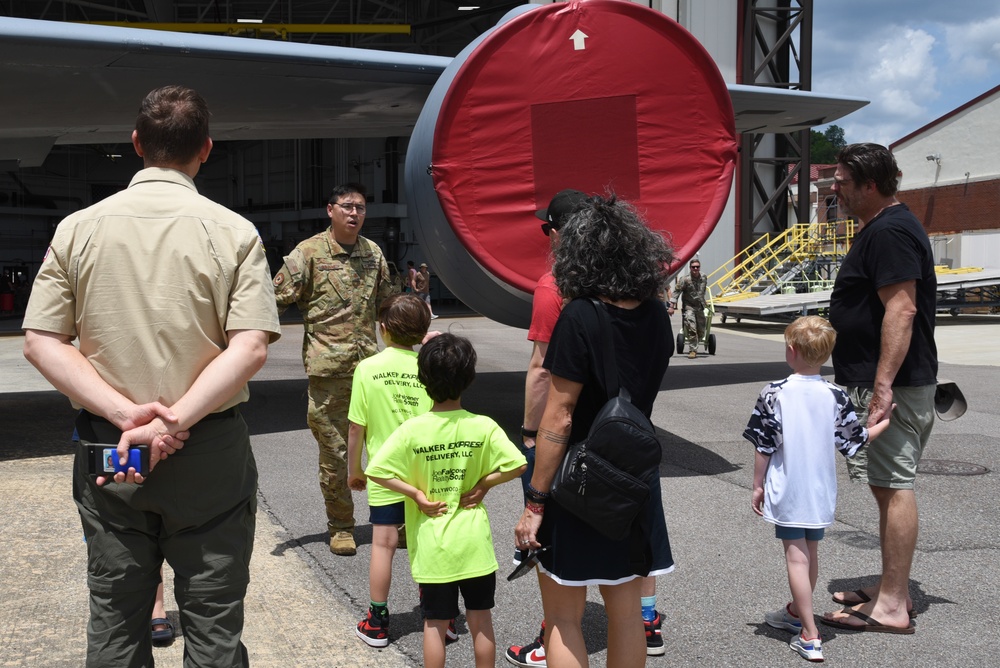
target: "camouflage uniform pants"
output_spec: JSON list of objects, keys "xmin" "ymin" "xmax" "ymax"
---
[
  {"xmin": 682, "ymin": 306, "xmax": 706, "ymax": 348},
  {"xmin": 307, "ymin": 376, "xmax": 355, "ymax": 535}
]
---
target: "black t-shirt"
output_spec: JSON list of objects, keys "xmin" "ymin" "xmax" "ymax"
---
[
  {"xmin": 544, "ymin": 298, "xmax": 673, "ymax": 444},
  {"xmin": 829, "ymin": 203, "xmax": 938, "ymax": 387}
]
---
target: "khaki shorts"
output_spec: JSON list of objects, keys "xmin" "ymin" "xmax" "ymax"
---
[{"xmin": 846, "ymin": 385, "xmax": 935, "ymax": 489}]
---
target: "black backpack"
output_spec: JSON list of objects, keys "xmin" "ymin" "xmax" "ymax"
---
[{"xmin": 550, "ymin": 299, "xmax": 662, "ymax": 544}]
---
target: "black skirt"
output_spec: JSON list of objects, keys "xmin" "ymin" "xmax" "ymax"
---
[{"xmin": 536, "ymin": 475, "xmax": 674, "ymax": 585}]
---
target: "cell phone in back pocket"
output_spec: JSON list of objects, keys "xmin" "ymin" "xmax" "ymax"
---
[{"xmin": 85, "ymin": 444, "xmax": 150, "ymax": 477}]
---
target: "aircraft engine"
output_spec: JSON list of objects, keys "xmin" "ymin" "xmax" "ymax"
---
[{"xmin": 405, "ymin": 0, "xmax": 738, "ymax": 328}]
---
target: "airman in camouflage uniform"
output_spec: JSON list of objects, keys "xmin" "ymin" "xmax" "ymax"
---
[
  {"xmin": 273, "ymin": 184, "xmax": 396, "ymax": 555},
  {"xmin": 671, "ymin": 259, "xmax": 708, "ymax": 358}
]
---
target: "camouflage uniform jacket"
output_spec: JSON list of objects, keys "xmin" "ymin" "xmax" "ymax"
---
[
  {"xmin": 274, "ymin": 229, "xmax": 396, "ymax": 378},
  {"xmin": 674, "ymin": 273, "xmax": 708, "ymax": 310}
]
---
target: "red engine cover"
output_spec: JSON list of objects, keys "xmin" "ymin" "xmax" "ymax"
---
[{"xmin": 431, "ymin": 0, "xmax": 737, "ymax": 293}]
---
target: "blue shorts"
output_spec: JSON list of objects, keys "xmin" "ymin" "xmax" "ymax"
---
[
  {"xmin": 369, "ymin": 501, "xmax": 405, "ymax": 526},
  {"xmin": 775, "ymin": 525, "xmax": 825, "ymax": 541}
]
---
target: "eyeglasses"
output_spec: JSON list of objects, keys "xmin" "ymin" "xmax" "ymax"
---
[
  {"xmin": 333, "ymin": 201, "xmax": 366, "ymax": 214},
  {"xmin": 690, "ymin": 265, "xmax": 701, "ymax": 271}
]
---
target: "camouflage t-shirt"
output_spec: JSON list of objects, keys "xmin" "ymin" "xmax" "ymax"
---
[
  {"xmin": 274, "ymin": 229, "xmax": 396, "ymax": 377},
  {"xmin": 674, "ymin": 273, "xmax": 708, "ymax": 310}
]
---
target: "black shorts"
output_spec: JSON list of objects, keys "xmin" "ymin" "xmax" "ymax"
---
[{"xmin": 418, "ymin": 572, "xmax": 496, "ymax": 620}]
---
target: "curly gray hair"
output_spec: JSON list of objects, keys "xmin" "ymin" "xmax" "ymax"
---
[{"xmin": 552, "ymin": 194, "xmax": 674, "ymax": 302}]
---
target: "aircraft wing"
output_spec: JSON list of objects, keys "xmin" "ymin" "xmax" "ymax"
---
[
  {"xmin": 0, "ymin": 17, "xmax": 865, "ymax": 166},
  {"xmin": 0, "ymin": 17, "xmax": 450, "ymax": 166},
  {"xmin": 728, "ymin": 83, "xmax": 868, "ymax": 134}
]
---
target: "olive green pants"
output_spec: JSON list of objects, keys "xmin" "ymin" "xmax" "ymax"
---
[
  {"xmin": 307, "ymin": 375, "xmax": 355, "ymax": 535},
  {"xmin": 682, "ymin": 306, "xmax": 706, "ymax": 348},
  {"xmin": 74, "ymin": 411, "xmax": 257, "ymax": 668}
]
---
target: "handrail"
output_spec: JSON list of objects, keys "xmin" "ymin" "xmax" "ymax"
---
[{"xmin": 706, "ymin": 219, "xmax": 855, "ymax": 302}]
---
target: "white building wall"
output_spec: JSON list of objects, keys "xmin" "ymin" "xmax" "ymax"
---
[
  {"xmin": 891, "ymin": 91, "xmax": 1000, "ymax": 269},
  {"xmin": 893, "ymin": 92, "xmax": 1000, "ymax": 190},
  {"xmin": 960, "ymin": 230, "xmax": 1000, "ymax": 268}
]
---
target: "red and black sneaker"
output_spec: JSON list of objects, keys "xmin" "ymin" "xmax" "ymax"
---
[
  {"xmin": 356, "ymin": 609, "xmax": 389, "ymax": 648},
  {"xmin": 505, "ymin": 622, "xmax": 546, "ymax": 667},
  {"xmin": 445, "ymin": 618, "xmax": 459, "ymax": 645},
  {"xmin": 644, "ymin": 611, "xmax": 665, "ymax": 656}
]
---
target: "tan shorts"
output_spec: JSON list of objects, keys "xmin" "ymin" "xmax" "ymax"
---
[{"xmin": 846, "ymin": 385, "xmax": 935, "ymax": 489}]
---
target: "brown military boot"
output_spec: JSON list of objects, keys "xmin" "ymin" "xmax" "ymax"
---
[
  {"xmin": 688, "ymin": 349, "xmax": 697, "ymax": 359},
  {"xmin": 330, "ymin": 531, "xmax": 357, "ymax": 556}
]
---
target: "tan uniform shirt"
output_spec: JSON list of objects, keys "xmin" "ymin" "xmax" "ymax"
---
[
  {"xmin": 273, "ymin": 230, "xmax": 395, "ymax": 378},
  {"xmin": 24, "ymin": 168, "xmax": 281, "ymax": 410}
]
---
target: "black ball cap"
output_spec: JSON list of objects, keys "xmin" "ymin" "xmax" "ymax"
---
[{"xmin": 535, "ymin": 189, "xmax": 589, "ymax": 228}]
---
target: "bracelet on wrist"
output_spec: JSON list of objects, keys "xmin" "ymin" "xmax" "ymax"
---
[
  {"xmin": 524, "ymin": 490, "xmax": 548, "ymax": 506},
  {"xmin": 525, "ymin": 501, "xmax": 546, "ymax": 515},
  {"xmin": 526, "ymin": 482, "xmax": 550, "ymax": 500},
  {"xmin": 520, "ymin": 426, "xmax": 538, "ymax": 439}
]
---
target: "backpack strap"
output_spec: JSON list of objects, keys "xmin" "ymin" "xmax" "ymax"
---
[
  {"xmin": 589, "ymin": 298, "xmax": 651, "ymax": 572},
  {"xmin": 588, "ymin": 298, "xmax": 631, "ymax": 403}
]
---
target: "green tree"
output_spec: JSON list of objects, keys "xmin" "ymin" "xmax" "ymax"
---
[
  {"xmin": 810, "ymin": 125, "xmax": 846, "ymax": 163},
  {"xmin": 824, "ymin": 125, "xmax": 845, "ymax": 148}
]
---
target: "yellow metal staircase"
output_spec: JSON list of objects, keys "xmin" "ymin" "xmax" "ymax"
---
[{"xmin": 707, "ymin": 220, "xmax": 856, "ymax": 302}]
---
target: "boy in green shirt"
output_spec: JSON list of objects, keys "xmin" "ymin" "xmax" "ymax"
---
[
  {"xmin": 367, "ymin": 334, "xmax": 527, "ymax": 668},
  {"xmin": 347, "ymin": 293, "xmax": 432, "ymax": 647}
]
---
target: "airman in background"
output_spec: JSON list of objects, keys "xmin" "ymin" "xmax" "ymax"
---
[{"xmin": 671, "ymin": 259, "xmax": 708, "ymax": 359}]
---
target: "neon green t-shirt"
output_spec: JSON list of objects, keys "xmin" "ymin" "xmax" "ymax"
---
[
  {"xmin": 348, "ymin": 346, "xmax": 433, "ymax": 506},
  {"xmin": 366, "ymin": 410, "xmax": 527, "ymax": 584}
]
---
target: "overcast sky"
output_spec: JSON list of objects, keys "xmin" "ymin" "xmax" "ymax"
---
[{"xmin": 812, "ymin": 1, "xmax": 1000, "ymax": 147}]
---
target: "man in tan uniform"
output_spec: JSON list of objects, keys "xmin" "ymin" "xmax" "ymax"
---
[
  {"xmin": 23, "ymin": 85, "xmax": 281, "ymax": 667},
  {"xmin": 273, "ymin": 183, "xmax": 395, "ymax": 555}
]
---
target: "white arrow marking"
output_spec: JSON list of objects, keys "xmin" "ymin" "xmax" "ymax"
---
[{"xmin": 570, "ymin": 29, "xmax": 589, "ymax": 51}]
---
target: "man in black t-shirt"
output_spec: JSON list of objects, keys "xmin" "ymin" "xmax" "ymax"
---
[{"xmin": 823, "ymin": 143, "xmax": 936, "ymax": 635}]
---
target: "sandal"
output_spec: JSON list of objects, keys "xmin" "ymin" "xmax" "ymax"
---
[
  {"xmin": 831, "ymin": 589, "xmax": 871, "ymax": 605},
  {"xmin": 821, "ymin": 608, "xmax": 915, "ymax": 635},
  {"xmin": 831, "ymin": 589, "xmax": 917, "ymax": 619},
  {"xmin": 151, "ymin": 617, "xmax": 174, "ymax": 645}
]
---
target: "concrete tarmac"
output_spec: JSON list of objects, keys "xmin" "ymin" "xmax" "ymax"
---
[{"xmin": 1, "ymin": 312, "xmax": 997, "ymax": 667}]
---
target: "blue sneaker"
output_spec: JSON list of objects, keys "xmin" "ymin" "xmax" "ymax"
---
[
  {"xmin": 765, "ymin": 604, "xmax": 803, "ymax": 633},
  {"xmin": 790, "ymin": 634, "xmax": 823, "ymax": 662}
]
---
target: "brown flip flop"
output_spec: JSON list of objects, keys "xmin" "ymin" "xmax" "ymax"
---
[
  {"xmin": 831, "ymin": 589, "xmax": 871, "ymax": 605},
  {"xmin": 821, "ymin": 609, "xmax": 915, "ymax": 635},
  {"xmin": 831, "ymin": 590, "xmax": 917, "ymax": 618}
]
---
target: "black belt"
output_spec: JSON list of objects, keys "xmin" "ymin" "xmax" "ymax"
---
[{"xmin": 81, "ymin": 405, "xmax": 240, "ymax": 427}]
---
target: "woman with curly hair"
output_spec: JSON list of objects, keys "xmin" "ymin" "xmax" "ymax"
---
[{"xmin": 514, "ymin": 194, "xmax": 676, "ymax": 667}]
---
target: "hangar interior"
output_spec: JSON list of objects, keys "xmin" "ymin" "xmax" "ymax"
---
[{"xmin": 0, "ymin": 0, "xmax": 821, "ymax": 317}]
